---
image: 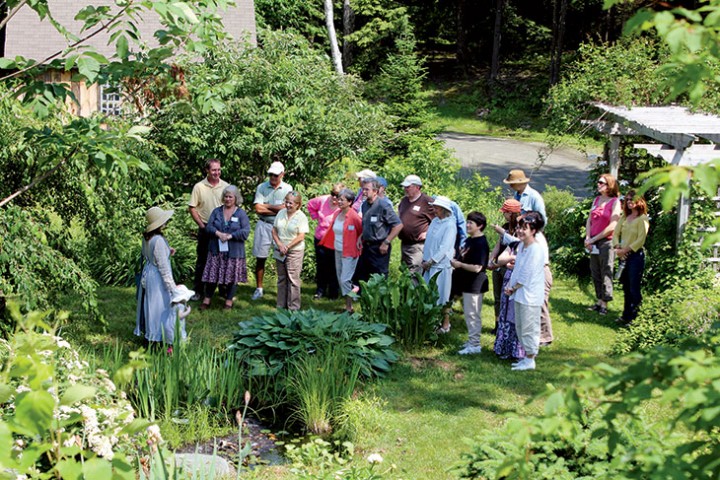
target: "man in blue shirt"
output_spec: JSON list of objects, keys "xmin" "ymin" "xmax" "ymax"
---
[{"xmin": 503, "ymin": 169, "xmax": 547, "ymax": 224}]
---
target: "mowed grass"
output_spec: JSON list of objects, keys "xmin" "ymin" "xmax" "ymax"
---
[{"xmin": 62, "ymin": 274, "xmax": 625, "ymax": 479}]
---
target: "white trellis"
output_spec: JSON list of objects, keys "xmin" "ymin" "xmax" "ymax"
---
[{"xmin": 586, "ymin": 103, "xmax": 720, "ymax": 248}]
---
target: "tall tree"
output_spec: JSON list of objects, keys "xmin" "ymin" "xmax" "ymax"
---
[
  {"xmin": 489, "ymin": 0, "xmax": 506, "ymax": 85},
  {"xmin": 342, "ymin": 0, "xmax": 355, "ymax": 69},
  {"xmin": 324, "ymin": 0, "xmax": 344, "ymax": 74},
  {"xmin": 549, "ymin": 0, "xmax": 568, "ymax": 85}
]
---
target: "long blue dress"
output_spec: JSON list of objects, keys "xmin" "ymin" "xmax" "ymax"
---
[{"xmin": 135, "ymin": 234, "xmax": 177, "ymax": 343}]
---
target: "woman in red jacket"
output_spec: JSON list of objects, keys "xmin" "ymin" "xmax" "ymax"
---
[{"xmin": 320, "ymin": 189, "xmax": 363, "ymax": 313}]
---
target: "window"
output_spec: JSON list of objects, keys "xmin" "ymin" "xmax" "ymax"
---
[{"xmin": 99, "ymin": 83, "xmax": 122, "ymax": 116}]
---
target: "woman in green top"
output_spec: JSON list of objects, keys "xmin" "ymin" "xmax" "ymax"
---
[{"xmin": 612, "ymin": 191, "xmax": 650, "ymax": 324}]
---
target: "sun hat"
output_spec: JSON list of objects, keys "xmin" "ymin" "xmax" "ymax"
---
[
  {"xmin": 145, "ymin": 206, "xmax": 174, "ymax": 233},
  {"xmin": 355, "ymin": 169, "xmax": 376, "ymax": 179},
  {"xmin": 499, "ymin": 199, "xmax": 522, "ymax": 213},
  {"xmin": 171, "ymin": 284, "xmax": 195, "ymax": 304},
  {"xmin": 267, "ymin": 161, "xmax": 285, "ymax": 175},
  {"xmin": 503, "ymin": 169, "xmax": 531, "ymax": 184},
  {"xmin": 430, "ymin": 195, "xmax": 453, "ymax": 212},
  {"xmin": 400, "ymin": 174, "xmax": 423, "ymax": 187}
]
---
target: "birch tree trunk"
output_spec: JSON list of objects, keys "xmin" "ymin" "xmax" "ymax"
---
[{"xmin": 324, "ymin": 0, "xmax": 344, "ymax": 75}]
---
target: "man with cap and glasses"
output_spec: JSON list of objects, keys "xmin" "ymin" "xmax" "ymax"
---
[
  {"xmin": 188, "ymin": 159, "xmax": 228, "ymax": 301},
  {"xmin": 251, "ymin": 161, "xmax": 293, "ymax": 300},
  {"xmin": 398, "ymin": 174, "xmax": 434, "ymax": 275}
]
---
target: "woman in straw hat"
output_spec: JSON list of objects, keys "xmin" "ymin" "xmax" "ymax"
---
[{"xmin": 135, "ymin": 206, "xmax": 180, "ymax": 344}]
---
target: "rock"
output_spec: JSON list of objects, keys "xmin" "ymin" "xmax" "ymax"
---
[{"xmin": 175, "ymin": 453, "xmax": 236, "ymax": 478}]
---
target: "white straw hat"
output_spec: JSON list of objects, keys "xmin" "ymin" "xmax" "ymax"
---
[{"xmin": 145, "ymin": 207, "xmax": 174, "ymax": 233}]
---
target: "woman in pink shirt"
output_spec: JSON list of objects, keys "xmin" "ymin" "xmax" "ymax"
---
[
  {"xmin": 307, "ymin": 183, "xmax": 344, "ymax": 299},
  {"xmin": 320, "ymin": 189, "xmax": 363, "ymax": 313},
  {"xmin": 584, "ymin": 174, "xmax": 621, "ymax": 315}
]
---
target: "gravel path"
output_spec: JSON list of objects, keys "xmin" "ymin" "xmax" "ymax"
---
[{"xmin": 440, "ymin": 132, "xmax": 594, "ymax": 197}]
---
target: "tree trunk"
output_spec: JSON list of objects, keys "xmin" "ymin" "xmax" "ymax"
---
[
  {"xmin": 489, "ymin": 0, "xmax": 506, "ymax": 85},
  {"xmin": 549, "ymin": 0, "xmax": 568, "ymax": 85},
  {"xmin": 324, "ymin": 0, "xmax": 343, "ymax": 75},
  {"xmin": 342, "ymin": 0, "xmax": 354, "ymax": 70}
]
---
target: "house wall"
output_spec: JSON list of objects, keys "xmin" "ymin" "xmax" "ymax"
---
[{"xmin": 4, "ymin": 0, "xmax": 256, "ymax": 60}]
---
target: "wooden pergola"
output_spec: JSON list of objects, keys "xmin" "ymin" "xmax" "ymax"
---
[{"xmin": 588, "ymin": 103, "xmax": 720, "ymax": 243}]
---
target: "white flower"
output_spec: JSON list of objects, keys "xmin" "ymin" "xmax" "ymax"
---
[
  {"xmin": 619, "ymin": 179, "xmax": 629, "ymax": 186},
  {"xmin": 597, "ymin": 160, "xmax": 608, "ymax": 166},
  {"xmin": 15, "ymin": 385, "xmax": 31, "ymax": 394},
  {"xmin": 367, "ymin": 453, "xmax": 383, "ymax": 464},
  {"xmin": 146, "ymin": 425, "xmax": 163, "ymax": 446},
  {"xmin": 54, "ymin": 337, "xmax": 71, "ymax": 349}
]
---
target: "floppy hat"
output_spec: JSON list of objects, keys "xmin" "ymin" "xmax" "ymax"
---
[
  {"xmin": 430, "ymin": 195, "xmax": 453, "ymax": 212},
  {"xmin": 145, "ymin": 206, "xmax": 174, "ymax": 233},
  {"xmin": 499, "ymin": 199, "xmax": 522, "ymax": 213},
  {"xmin": 171, "ymin": 284, "xmax": 195, "ymax": 303},
  {"xmin": 401, "ymin": 174, "xmax": 422, "ymax": 187},
  {"xmin": 503, "ymin": 169, "xmax": 531, "ymax": 184},
  {"xmin": 355, "ymin": 169, "xmax": 376, "ymax": 179},
  {"xmin": 268, "ymin": 161, "xmax": 285, "ymax": 175}
]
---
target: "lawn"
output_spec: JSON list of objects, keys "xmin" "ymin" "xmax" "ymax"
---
[{"xmin": 62, "ymin": 273, "xmax": 625, "ymax": 479}]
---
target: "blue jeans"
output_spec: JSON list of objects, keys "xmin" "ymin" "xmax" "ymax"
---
[{"xmin": 620, "ymin": 250, "xmax": 644, "ymax": 321}]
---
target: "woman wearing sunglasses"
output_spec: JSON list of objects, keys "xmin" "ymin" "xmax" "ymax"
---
[{"xmin": 584, "ymin": 174, "xmax": 622, "ymax": 315}]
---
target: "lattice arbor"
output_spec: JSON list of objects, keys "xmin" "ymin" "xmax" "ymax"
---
[{"xmin": 587, "ymin": 103, "xmax": 720, "ymax": 268}]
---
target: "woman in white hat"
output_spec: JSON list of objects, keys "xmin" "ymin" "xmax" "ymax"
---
[
  {"xmin": 421, "ymin": 196, "xmax": 457, "ymax": 333},
  {"xmin": 135, "ymin": 206, "xmax": 180, "ymax": 344}
]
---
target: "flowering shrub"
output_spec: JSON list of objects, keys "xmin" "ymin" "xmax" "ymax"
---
[
  {"xmin": 0, "ymin": 303, "xmax": 152, "ymax": 478},
  {"xmin": 285, "ymin": 438, "xmax": 397, "ymax": 480}
]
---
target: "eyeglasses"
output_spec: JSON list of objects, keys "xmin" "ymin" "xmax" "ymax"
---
[
  {"xmin": 330, "ymin": 193, "xmax": 339, "ymax": 197},
  {"xmin": 597, "ymin": 180, "xmax": 607, "ymax": 185},
  {"xmin": 270, "ymin": 173, "xmax": 280, "ymax": 178}
]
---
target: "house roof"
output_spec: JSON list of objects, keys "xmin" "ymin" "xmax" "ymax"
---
[{"xmin": 4, "ymin": 0, "xmax": 256, "ymax": 61}]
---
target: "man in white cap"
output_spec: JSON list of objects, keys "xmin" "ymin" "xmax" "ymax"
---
[
  {"xmin": 397, "ymin": 174, "xmax": 435, "ymax": 274},
  {"xmin": 188, "ymin": 158, "xmax": 228, "ymax": 301},
  {"xmin": 251, "ymin": 161, "xmax": 293, "ymax": 300}
]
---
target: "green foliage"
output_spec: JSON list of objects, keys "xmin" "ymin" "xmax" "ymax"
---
[
  {"xmin": 288, "ymin": 343, "xmax": 361, "ymax": 436},
  {"xmin": 229, "ymin": 309, "xmax": 399, "ymax": 379},
  {"xmin": 0, "ymin": 303, "xmax": 151, "ymax": 478},
  {"xmin": 285, "ymin": 437, "xmax": 395, "ymax": 480},
  {"xmin": 0, "ymin": 205, "xmax": 99, "ymax": 315},
  {"xmin": 543, "ymin": 187, "xmax": 590, "ymax": 277},
  {"xmin": 359, "ymin": 270, "xmax": 441, "ymax": 347},
  {"xmin": 254, "ymin": 0, "xmax": 325, "ymax": 42},
  {"xmin": 546, "ymin": 37, "xmax": 675, "ymax": 135},
  {"xmin": 457, "ymin": 325, "xmax": 720, "ymax": 479},
  {"xmin": 150, "ymin": 31, "xmax": 393, "ymax": 196},
  {"xmin": 612, "ymin": 276, "xmax": 720, "ymax": 355}
]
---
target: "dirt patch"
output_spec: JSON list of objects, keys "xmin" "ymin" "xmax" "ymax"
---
[{"xmin": 407, "ymin": 356, "xmax": 456, "ymax": 373}]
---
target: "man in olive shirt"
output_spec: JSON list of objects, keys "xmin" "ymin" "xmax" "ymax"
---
[
  {"xmin": 397, "ymin": 174, "xmax": 434, "ymax": 275},
  {"xmin": 188, "ymin": 159, "xmax": 228, "ymax": 300},
  {"xmin": 251, "ymin": 161, "xmax": 293, "ymax": 300},
  {"xmin": 354, "ymin": 179, "xmax": 403, "ymax": 285}
]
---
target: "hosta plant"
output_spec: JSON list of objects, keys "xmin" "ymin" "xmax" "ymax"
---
[{"xmin": 228, "ymin": 309, "xmax": 398, "ymax": 379}]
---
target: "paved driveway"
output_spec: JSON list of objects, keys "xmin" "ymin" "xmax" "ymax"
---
[{"xmin": 440, "ymin": 132, "xmax": 594, "ymax": 197}]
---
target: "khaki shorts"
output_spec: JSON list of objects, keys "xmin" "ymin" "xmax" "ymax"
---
[{"xmin": 252, "ymin": 220, "xmax": 274, "ymax": 258}]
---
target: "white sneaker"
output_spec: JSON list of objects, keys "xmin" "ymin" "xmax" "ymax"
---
[
  {"xmin": 512, "ymin": 358, "xmax": 536, "ymax": 371},
  {"xmin": 458, "ymin": 345, "xmax": 482, "ymax": 355},
  {"xmin": 251, "ymin": 288, "xmax": 263, "ymax": 300}
]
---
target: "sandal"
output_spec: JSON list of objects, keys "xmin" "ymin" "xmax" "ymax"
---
[
  {"xmin": 224, "ymin": 302, "xmax": 233, "ymax": 310},
  {"xmin": 586, "ymin": 304, "xmax": 600, "ymax": 312}
]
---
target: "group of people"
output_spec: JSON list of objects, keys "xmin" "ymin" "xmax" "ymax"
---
[{"xmin": 133, "ymin": 159, "xmax": 649, "ymax": 371}]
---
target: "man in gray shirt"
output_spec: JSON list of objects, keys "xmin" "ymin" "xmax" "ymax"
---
[{"xmin": 354, "ymin": 179, "xmax": 403, "ymax": 285}]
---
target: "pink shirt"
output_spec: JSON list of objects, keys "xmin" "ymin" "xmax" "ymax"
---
[
  {"xmin": 589, "ymin": 196, "xmax": 618, "ymax": 240},
  {"xmin": 307, "ymin": 195, "xmax": 338, "ymax": 240}
]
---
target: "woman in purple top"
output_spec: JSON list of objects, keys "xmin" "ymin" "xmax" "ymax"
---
[
  {"xmin": 307, "ymin": 183, "xmax": 344, "ymax": 299},
  {"xmin": 584, "ymin": 174, "xmax": 621, "ymax": 315}
]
